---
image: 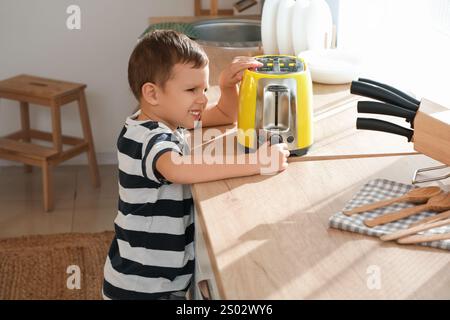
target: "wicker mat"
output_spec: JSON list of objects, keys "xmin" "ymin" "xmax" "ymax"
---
[{"xmin": 0, "ymin": 231, "xmax": 114, "ymax": 300}]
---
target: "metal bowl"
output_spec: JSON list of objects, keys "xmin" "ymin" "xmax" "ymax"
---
[{"xmin": 191, "ymin": 19, "xmax": 261, "ymax": 48}]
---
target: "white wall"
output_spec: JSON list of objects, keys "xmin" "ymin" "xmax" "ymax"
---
[{"xmin": 0, "ymin": 0, "xmax": 194, "ymax": 165}]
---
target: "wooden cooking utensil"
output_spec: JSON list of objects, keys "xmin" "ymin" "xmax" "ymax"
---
[
  {"xmin": 380, "ymin": 218, "xmax": 450, "ymax": 242},
  {"xmin": 364, "ymin": 193, "xmax": 450, "ymax": 227},
  {"xmin": 343, "ymin": 186, "xmax": 442, "ymax": 216},
  {"xmin": 409, "ymin": 209, "xmax": 450, "ymax": 228},
  {"xmin": 397, "ymin": 231, "xmax": 450, "ymax": 244}
]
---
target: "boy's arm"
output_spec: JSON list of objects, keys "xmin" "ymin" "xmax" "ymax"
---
[
  {"xmin": 155, "ymin": 143, "xmax": 289, "ymax": 184},
  {"xmin": 156, "ymin": 150, "xmax": 258, "ymax": 184},
  {"xmin": 200, "ymin": 86, "xmax": 239, "ymax": 127}
]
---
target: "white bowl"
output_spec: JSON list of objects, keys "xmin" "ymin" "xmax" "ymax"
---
[{"xmin": 299, "ymin": 49, "xmax": 362, "ymax": 84}]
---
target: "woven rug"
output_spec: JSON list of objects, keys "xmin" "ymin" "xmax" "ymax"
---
[{"xmin": 0, "ymin": 231, "xmax": 114, "ymax": 300}]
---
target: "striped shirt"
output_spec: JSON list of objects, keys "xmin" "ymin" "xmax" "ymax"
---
[{"xmin": 103, "ymin": 110, "xmax": 194, "ymax": 300}]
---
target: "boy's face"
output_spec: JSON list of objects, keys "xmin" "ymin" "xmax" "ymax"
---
[{"xmin": 154, "ymin": 63, "xmax": 209, "ymax": 130}]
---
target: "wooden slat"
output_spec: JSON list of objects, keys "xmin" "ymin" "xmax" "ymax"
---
[
  {"xmin": 210, "ymin": 0, "xmax": 218, "ymax": 15},
  {"xmin": 0, "ymin": 74, "xmax": 85, "ymax": 100},
  {"xmin": 0, "ymin": 91, "xmax": 51, "ymax": 107},
  {"xmin": 57, "ymin": 91, "xmax": 81, "ymax": 106},
  {"xmin": 4, "ymin": 130, "xmax": 25, "ymax": 140},
  {"xmin": 29, "ymin": 129, "xmax": 84, "ymax": 146},
  {"xmin": 193, "ymin": 0, "xmax": 233, "ymax": 16},
  {"xmin": 4, "ymin": 129, "xmax": 85, "ymax": 146},
  {"xmin": 0, "ymin": 150, "xmax": 41, "ymax": 166},
  {"xmin": 0, "ymin": 138, "xmax": 58, "ymax": 159},
  {"xmin": 200, "ymin": 9, "xmax": 234, "ymax": 15},
  {"xmin": 48, "ymin": 142, "xmax": 89, "ymax": 166},
  {"xmin": 50, "ymin": 101, "xmax": 63, "ymax": 153},
  {"xmin": 42, "ymin": 161, "xmax": 53, "ymax": 212},
  {"xmin": 194, "ymin": 0, "xmax": 202, "ymax": 16},
  {"xmin": 78, "ymin": 90, "xmax": 101, "ymax": 187},
  {"xmin": 20, "ymin": 101, "xmax": 33, "ymax": 172}
]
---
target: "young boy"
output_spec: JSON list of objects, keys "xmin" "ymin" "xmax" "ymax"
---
[{"xmin": 102, "ymin": 30, "xmax": 289, "ymax": 300}]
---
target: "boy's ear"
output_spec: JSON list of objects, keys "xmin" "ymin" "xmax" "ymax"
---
[{"xmin": 141, "ymin": 82, "xmax": 159, "ymax": 105}]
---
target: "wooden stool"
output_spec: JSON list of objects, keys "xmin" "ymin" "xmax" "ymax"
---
[{"xmin": 0, "ymin": 74, "xmax": 101, "ymax": 211}]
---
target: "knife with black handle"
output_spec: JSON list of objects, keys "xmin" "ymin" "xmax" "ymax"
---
[
  {"xmin": 358, "ymin": 78, "xmax": 421, "ymax": 106},
  {"xmin": 357, "ymin": 101, "xmax": 416, "ymax": 124},
  {"xmin": 356, "ymin": 118, "xmax": 414, "ymax": 142},
  {"xmin": 351, "ymin": 81, "xmax": 419, "ymax": 112}
]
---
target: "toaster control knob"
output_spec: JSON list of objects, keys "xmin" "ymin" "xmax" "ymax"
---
[
  {"xmin": 270, "ymin": 134, "xmax": 283, "ymax": 145},
  {"xmin": 287, "ymin": 136, "xmax": 294, "ymax": 143}
]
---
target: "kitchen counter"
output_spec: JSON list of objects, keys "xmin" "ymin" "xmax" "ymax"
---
[
  {"xmin": 190, "ymin": 84, "xmax": 450, "ymax": 299},
  {"xmin": 149, "ymin": 15, "xmax": 261, "ymax": 25}
]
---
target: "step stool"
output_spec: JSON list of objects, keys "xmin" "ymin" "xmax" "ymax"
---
[{"xmin": 0, "ymin": 74, "xmax": 101, "ymax": 211}]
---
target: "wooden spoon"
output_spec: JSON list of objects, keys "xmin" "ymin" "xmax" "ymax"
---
[
  {"xmin": 397, "ymin": 232, "xmax": 450, "ymax": 244},
  {"xmin": 380, "ymin": 218, "xmax": 450, "ymax": 241},
  {"xmin": 364, "ymin": 192, "xmax": 450, "ymax": 227},
  {"xmin": 343, "ymin": 186, "xmax": 442, "ymax": 216},
  {"xmin": 409, "ymin": 209, "xmax": 450, "ymax": 228}
]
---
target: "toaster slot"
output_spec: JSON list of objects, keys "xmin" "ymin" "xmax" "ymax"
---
[{"xmin": 263, "ymin": 85, "xmax": 290, "ymax": 132}]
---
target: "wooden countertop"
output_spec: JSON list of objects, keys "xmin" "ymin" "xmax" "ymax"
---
[
  {"xmin": 190, "ymin": 84, "xmax": 450, "ymax": 299},
  {"xmin": 149, "ymin": 15, "xmax": 261, "ymax": 25}
]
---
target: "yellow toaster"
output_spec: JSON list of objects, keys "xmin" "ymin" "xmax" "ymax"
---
[{"xmin": 237, "ymin": 55, "xmax": 313, "ymax": 156}]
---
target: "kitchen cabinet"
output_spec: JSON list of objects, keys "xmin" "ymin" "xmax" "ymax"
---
[{"xmin": 194, "ymin": 208, "xmax": 221, "ymax": 300}]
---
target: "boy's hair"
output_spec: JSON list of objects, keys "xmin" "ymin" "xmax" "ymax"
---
[{"xmin": 128, "ymin": 30, "xmax": 209, "ymax": 100}]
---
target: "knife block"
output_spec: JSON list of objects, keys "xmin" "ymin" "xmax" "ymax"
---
[{"xmin": 413, "ymin": 98, "xmax": 450, "ymax": 166}]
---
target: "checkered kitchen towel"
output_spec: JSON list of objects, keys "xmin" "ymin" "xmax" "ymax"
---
[{"xmin": 329, "ymin": 179, "xmax": 450, "ymax": 251}]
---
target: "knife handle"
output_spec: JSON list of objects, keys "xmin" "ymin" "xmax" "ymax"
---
[
  {"xmin": 351, "ymin": 81, "xmax": 419, "ymax": 112},
  {"xmin": 356, "ymin": 118, "xmax": 414, "ymax": 142},
  {"xmin": 357, "ymin": 101, "xmax": 416, "ymax": 123},
  {"xmin": 358, "ymin": 78, "xmax": 421, "ymax": 106}
]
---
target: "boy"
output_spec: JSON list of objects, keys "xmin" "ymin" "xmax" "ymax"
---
[{"xmin": 103, "ymin": 30, "xmax": 289, "ymax": 300}]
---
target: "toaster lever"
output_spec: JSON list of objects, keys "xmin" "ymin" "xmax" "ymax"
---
[{"xmin": 269, "ymin": 134, "xmax": 283, "ymax": 145}]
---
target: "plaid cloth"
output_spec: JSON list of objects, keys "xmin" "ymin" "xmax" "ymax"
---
[{"xmin": 329, "ymin": 179, "xmax": 450, "ymax": 251}]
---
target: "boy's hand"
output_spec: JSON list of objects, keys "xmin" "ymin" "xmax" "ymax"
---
[
  {"xmin": 219, "ymin": 56, "xmax": 263, "ymax": 89},
  {"xmin": 256, "ymin": 142, "xmax": 290, "ymax": 175}
]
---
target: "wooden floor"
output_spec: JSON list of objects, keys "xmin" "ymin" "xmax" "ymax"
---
[{"xmin": 0, "ymin": 165, "xmax": 117, "ymax": 239}]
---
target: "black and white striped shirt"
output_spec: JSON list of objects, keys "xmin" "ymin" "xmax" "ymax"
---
[{"xmin": 103, "ymin": 110, "xmax": 194, "ymax": 300}]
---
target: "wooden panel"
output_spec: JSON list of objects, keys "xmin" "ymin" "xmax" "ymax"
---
[
  {"xmin": 193, "ymin": 0, "xmax": 234, "ymax": 16},
  {"xmin": 210, "ymin": 0, "xmax": 218, "ymax": 15},
  {"xmin": 195, "ymin": 0, "xmax": 202, "ymax": 16},
  {"xmin": 0, "ymin": 150, "xmax": 42, "ymax": 166},
  {"xmin": 4, "ymin": 130, "xmax": 26, "ymax": 140},
  {"xmin": 0, "ymin": 138, "xmax": 58, "ymax": 159},
  {"xmin": 48, "ymin": 142, "xmax": 89, "ymax": 166},
  {"xmin": 413, "ymin": 99, "xmax": 450, "ymax": 166},
  {"xmin": 0, "ymin": 90, "xmax": 52, "ymax": 107},
  {"xmin": 0, "ymin": 74, "xmax": 85, "ymax": 101},
  {"xmin": 50, "ymin": 102, "xmax": 63, "ymax": 153},
  {"xmin": 20, "ymin": 101, "xmax": 33, "ymax": 172},
  {"xmin": 30, "ymin": 129, "xmax": 85, "ymax": 146},
  {"xmin": 5, "ymin": 129, "xmax": 85, "ymax": 146},
  {"xmin": 78, "ymin": 90, "xmax": 101, "ymax": 187}
]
